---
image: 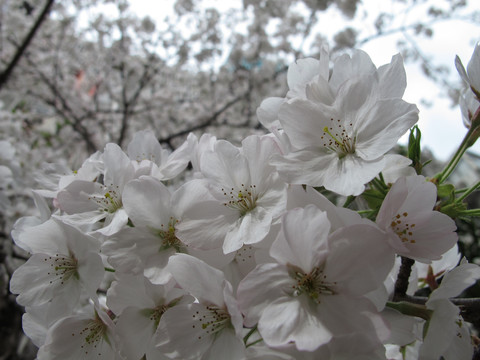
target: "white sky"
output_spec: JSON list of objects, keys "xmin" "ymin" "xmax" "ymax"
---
[{"xmin": 122, "ymin": 0, "xmax": 480, "ymax": 161}]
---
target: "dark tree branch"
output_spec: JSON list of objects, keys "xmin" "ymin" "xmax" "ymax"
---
[
  {"xmin": 0, "ymin": 0, "xmax": 55, "ymax": 91},
  {"xmin": 22, "ymin": 56, "xmax": 99, "ymax": 153},
  {"xmin": 393, "ymin": 256, "xmax": 415, "ymax": 298},
  {"xmin": 394, "ymin": 294, "xmax": 480, "ymax": 329},
  {"xmin": 158, "ymin": 92, "xmax": 248, "ymax": 145}
]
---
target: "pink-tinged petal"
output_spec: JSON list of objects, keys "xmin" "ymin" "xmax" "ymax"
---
[
  {"xmin": 278, "ymin": 98, "xmax": 334, "ymax": 150},
  {"xmin": 200, "ymin": 140, "xmax": 250, "ymax": 187},
  {"xmin": 419, "ymin": 300, "xmax": 461, "ymax": 360},
  {"xmin": 10, "ymin": 254, "xmax": 81, "ymax": 307},
  {"xmin": 270, "ymin": 205, "xmax": 330, "ymax": 272},
  {"xmin": 354, "ymin": 99, "xmax": 418, "ymax": 160},
  {"xmin": 241, "ymin": 135, "xmax": 280, "ymax": 187},
  {"xmin": 258, "ymin": 296, "xmax": 332, "ymax": 351},
  {"xmin": 168, "ymin": 254, "xmax": 225, "ymax": 306},
  {"xmin": 331, "ymin": 50, "xmax": 376, "ymax": 86},
  {"xmin": 223, "ymin": 208, "xmax": 272, "ymax": 253},
  {"xmin": 95, "ymin": 208, "xmax": 129, "ymax": 236},
  {"xmin": 77, "ymin": 250, "xmax": 105, "ymax": 300},
  {"xmin": 56, "ymin": 180, "xmax": 104, "ymax": 214},
  {"xmin": 467, "ymin": 43, "xmax": 480, "ymax": 93},
  {"xmin": 12, "ymin": 219, "xmax": 70, "ymax": 255},
  {"xmin": 222, "ymin": 282, "xmax": 244, "ymax": 336},
  {"xmin": 286, "ymin": 185, "xmax": 366, "ymax": 230},
  {"xmin": 399, "ymin": 211, "xmax": 457, "ymax": 263},
  {"xmin": 333, "ymin": 72, "xmax": 376, "ymax": 116},
  {"xmin": 428, "ymin": 261, "xmax": 480, "ymax": 303},
  {"xmin": 156, "ymin": 133, "xmax": 195, "ymax": 180},
  {"xmin": 102, "ymin": 226, "xmax": 157, "ymax": 272},
  {"xmin": 202, "ymin": 328, "xmax": 245, "ymax": 360},
  {"xmin": 176, "ymin": 211, "xmax": 233, "ymax": 250},
  {"xmin": 107, "ymin": 274, "xmax": 156, "ymax": 315},
  {"xmin": 287, "ymin": 58, "xmax": 325, "ymax": 96},
  {"xmin": 39, "ymin": 310, "xmax": 118, "ymax": 360},
  {"xmin": 377, "ymin": 175, "xmax": 457, "ymax": 262},
  {"xmin": 321, "ymin": 154, "xmax": 386, "ymax": 196},
  {"xmin": 306, "ymin": 75, "xmax": 335, "ymax": 105},
  {"xmin": 456, "ymin": 55, "xmax": 469, "ymax": 85},
  {"xmin": 127, "ymin": 130, "xmax": 164, "ymax": 163},
  {"xmin": 376, "ymin": 54, "xmax": 407, "ymax": 98},
  {"xmin": 237, "ymin": 263, "xmax": 294, "ymax": 327},
  {"xmin": 381, "ymin": 307, "xmax": 422, "ymax": 346},
  {"xmin": 122, "ymin": 176, "xmax": 171, "ymax": 228},
  {"xmin": 319, "ymin": 295, "xmax": 389, "ymax": 350},
  {"xmin": 274, "ymin": 148, "xmax": 386, "ymax": 196},
  {"xmin": 402, "ymin": 175, "xmax": 437, "ymax": 212},
  {"xmin": 116, "ymin": 307, "xmax": 157, "ymax": 360},
  {"xmin": 156, "ymin": 304, "xmax": 215, "ymax": 359},
  {"xmin": 257, "ymin": 97, "xmax": 284, "ymax": 130},
  {"xmin": 103, "ymin": 143, "xmax": 133, "ymax": 189},
  {"xmin": 143, "ymin": 249, "xmax": 176, "ymax": 285},
  {"xmin": 326, "ymin": 223, "xmax": 395, "ymax": 295},
  {"xmin": 381, "ymin": 154, "xmax": 415, "ymax": 184},
  {"xmin": 376, "ymin": 177, "xmax": 409, "ymax": 228}
]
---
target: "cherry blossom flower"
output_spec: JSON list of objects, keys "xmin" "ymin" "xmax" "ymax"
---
[
  {"xmin": 126, "ymin": 130, "xmax": 195, "ymax": 180},
  {"xmin": 237, "ymin": 205, "xmax": 394, "ymax": 353},
  {"xmin": 262, "ymin": 49, "xmax": 418, "ymax": 196},
  {"xmin": 9, "ymin": 219, "xmax": 104, "ymax": 313},
  {"xmin": 455, "ymin": 43, "xmax": 480, "ymax": 128},
  {"xmin": 456, "ymin": 42, "xmax": 480, "ymax": 100},
  {"xmin": 156, "ymin": 254, "xmax": 245, "ymax": 360},
  {"xmin": 37, "ymin": 302, "xmax": 121, "ymax": 360},
  {"xmin": 106, "ymin": 274, "xmax": 193, "ymax": 360},
  {"xmin": 102, "ymin": 176, "xmax": 229, "ymax": 284},
  {"xmin": 55, "ymin": 143, "xmax": 135, "ymax": 236},
  {"xmin": 176, "ymin": 135, "xmax": 287, "ymax": 254},
  {"xmin": 376, "ymin": 175, "xmax": 458, "ymax": 263},
  {"xmin": 419, "ymin": 260, "xmax": 480, "ymax": 360}
]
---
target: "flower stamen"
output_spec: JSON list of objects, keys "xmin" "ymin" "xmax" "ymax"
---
[
  {"xmin": 390, "ymin": 212, "xmax": 417, "ymax": 244},
  {"xmin": 288, "ymin": 265, "xmax": 336, "ymax": 303},
  {"xmin": 222, "ymin": 184, "xmax": 258, "ymax": 216},
  {"xmin": 321, "ymin": 119, "xmax": 356, "ymax": 157}
]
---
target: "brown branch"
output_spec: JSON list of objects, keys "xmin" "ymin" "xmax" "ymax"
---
[
  {"xmin": 158, "ymin": 92, "xmax": 248, "ymax": 145},
  {"xmin": 393, "ymin": 256, "xmax": 415, "ymax": 298},
  {"xmin": 394, "ymin": 294, "xmax": 480, "ymax": 329},
  {"xmin": 22, "ymin": 56, "xmax": 99, "ymax": 153},
  {"xmin": 0, "ymin": 0, "xmax": 55, "ymax": 91}
]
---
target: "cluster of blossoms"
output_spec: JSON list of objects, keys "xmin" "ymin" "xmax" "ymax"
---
[{"xmin": 9, "ymin": 45, "xmax": 480, "ymax": 359}]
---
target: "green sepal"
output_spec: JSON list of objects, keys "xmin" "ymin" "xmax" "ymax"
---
[
  {"xmin": 437, "ymin": 183, "xmax": 455, "ymax": 201},
  {"xmin": 407, "ymin": 125, "xmax": 423, "ymax": 175}
]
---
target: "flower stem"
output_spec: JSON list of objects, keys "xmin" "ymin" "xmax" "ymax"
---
[
  {"xmin": 386, "ymin": 301, "xmax": 432, "ymax": 321},
  {"xmin": 456, "ymin": 181, "xmax": 480, "ymax": 203},
  {"xmin": 243, "ymin": 324, "xmax": 257, "ymax": 345},
  {"xmin": 246, "ymin": 338, "xmax": 263, "ymax": 348},
  {"xmin": 435, "ymin": 109, "xmax": 480, "ymax": 184},
  {"xmin": 458, "ymin": 209, "xmax": 480, "ymax": 217}
]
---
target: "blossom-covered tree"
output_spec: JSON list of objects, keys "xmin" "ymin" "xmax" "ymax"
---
[{"xmin": 3, "ymin": 0, "xmax": 480, "ymax": 359}]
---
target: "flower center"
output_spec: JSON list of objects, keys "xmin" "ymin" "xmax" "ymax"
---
[
  {"xmin": 390, "ymin": 212, "xmax": 416, "ymax": 244},
  {"xmin": 222, "ymin": 184, "xmax": 258, "ymax": 216},
  {"xmin": 321, "ymin": 118, "xmax": 355, "ymax": 157},
  {"xmin": 157, "ymin": 217, "xmax": 187, "ymax": 252},
  {"xmin": 89, "ymin": 185, "xmax": 122, "ymax": 213},
  {"xmin": 76, "ymin": 314, "xmax": 109, "ymax": 356},
  {"xmin": 288, "ymin": 265, "xmax": 336, "ymax": 303},
  {"xmin": 142, "ymin": 296, "xmax": 183, "ymax": 328},
  {"xmin": 44, "ymin": 253, "xmax": 79, "ymax": 285},
  {"xmin": 193, "ymin": 305, "xmax": 231, "ymax": 340}
]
